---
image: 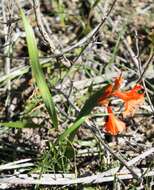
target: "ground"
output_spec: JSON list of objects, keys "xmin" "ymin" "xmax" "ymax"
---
[{"xmin": 0, "ymin": 0, "xmax": 154, "ymax": 189}]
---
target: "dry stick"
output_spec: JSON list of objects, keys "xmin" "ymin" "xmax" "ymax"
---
[
  {"xmin": 137, "ymin": 51, "xmax": 154, "ymax": 83},
  {"xmin": 88, "ymin": 124, "xmax": 140, "ymax": 180},
  {"xmin": 133, "ymin": 30, "xmax": 154, "ymax": 112},
  {"xmin": 6, "ymin": 0, "xmax": 117, "ymax": 58},
  {"xmin": 0, "ymin": 0, "xmax": 117, "ymax": 83},
  {"xmin": 123, "ymin": 39, "xmax": 139, "ymax": 68},
  {"xmin": 2, "ymin": 0, "xmax": 11, "ymax": 90},
  {"xmin": 134, "ymin": 30, "xmax": 143, "ymax": 76},
  {"xmin": 83, "ymin": 118, "xmax": 140, "ymax": 180},
  {"xmin": 63, "ymin": 0, "xmax": 117, "ymax": 57},
  {"xmin": 0, "ymin": 148, "xmax": 153, "ymax": 185},
  {"xmin": 32, "ymin": 0, "xmax": 56, "ymax": 53},
  {"xmin": 54, "ymin": 88, "xmax": 80, "ymax": 113},
  {"xmin": 0, "ymin": 41, "xmax": 127, "ymax": 61},
  {"xmin": 0, "ymin": 53, "xmax": 128, "ymax": 85},
  {"xmin": 98, "ymin": 139, "xmax": 140, "ymax": 180},
  {"xmin": 0, "ymin": 169, "xmax": 153, "ymax": 185},
  {"xmin": 0, "ymin": 63, "xmax": 117, "ymax": 88},
  {"xmin": 99, "ymin": 147, "xmax": 154, "ymax": 177},
  {"xmin": 32, "ymin": 0, "xmax": 71, "ymax": 67},
  {"xmin": 134, "ymin": 31, "xmax": 154, "ymax": 113},
  {"xmin": 2, "ymin": 0, "xmax": 13, "ymax": 117},
  {"xmin": 141, "ymin": 78, "xmax": 154, "ymax": 114},
  {"xmin": 0, "ymin": 159, "xmax": 34, "ymax": 171},
  {"xmin": 46, "ymin": 0, "xmax": 117, "ymax": 65},
  {"xmin": 123, "ymin": 39, "xmax": 154, "ymax": 113}
]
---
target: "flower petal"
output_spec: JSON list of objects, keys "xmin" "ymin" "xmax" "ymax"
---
[
  {"xmin": 98, "ymin": 84, "xmax": 113, "ymax": 106},
  {"xmin": 113, "ymin": 84, "xmax": 144, "ymax": 117},
  {"xmin": 113, "ymin": 73, "xmax": 123, "ymax": 91},
  {"xmin": 98, "ymin": 74, "xmax": 123, "ymax": 106},
  {"xmin": 113, "ymin": 84, "xmax": 144, "ymax": 101},
  {"xmin": 123, "ymin": 96, "xmax": 144, "ymax": 117},
  {"xmin": 104, "ymin": 106, "xmax": 126, "ymax": 135}
]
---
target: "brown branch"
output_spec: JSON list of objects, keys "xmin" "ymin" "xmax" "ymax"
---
[
  {"xmin": 137, "ymin": 51, "xmax": 154, "ymax": 83},
  {"xmin": 123, "ymin": 37, "xmax": 154, "ymax": 113},
  {"xmin": 32, "ymin": 0, "xmax": 56, "ymax": 53}
]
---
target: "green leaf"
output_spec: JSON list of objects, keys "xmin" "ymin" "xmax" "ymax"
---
[
  {"xmin": 58, "ymin": 83, "xmax": 109, "ymax": 144},
  {"xmin": 57, "ymin": 116, "xmax": 86, "ymax": 159},
  {"xmin": 57, "ymin": 83, "xmax": 109, "ymax": 158},
  {"xmin": 77, "ymin": 84, "xmax": 109, "ymax": 120},
  {"xmin": 0, "ymin": 120, "xmax": 41, "ymax": 128},
  {"xmin": 20, "ymin": 9, "xmax": 58, "ymax": 128},
  {"xmin": 58, "ymin": 116, "xmax": 87, "ymax": 143}
]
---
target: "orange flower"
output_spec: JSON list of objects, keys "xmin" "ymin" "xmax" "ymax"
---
[
  {"xmin": 104, "ymin": 106, "xmax": 126, "ymax": 135},
  {"xmin": 113, "ymin": 73, "xmax": 123, "ymax": 91},
  {"xmin": 123, "ymin": 98, "xmax": 144, "ymax": 117},
  {"xmin": 113, "ymin": 84, "xmax": 144, "ymax": 117},
  {"xmin": 98, "ymin": 74, "xmax": 123, "ymax": 106},
  {"xmin": 98, "ymin": 84, "xmax": 113, "ymax": 106}
]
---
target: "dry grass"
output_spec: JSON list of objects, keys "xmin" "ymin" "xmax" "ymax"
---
[{"xmin": 0, "ymin": 0, "xmax": 154, "ymax": 189}]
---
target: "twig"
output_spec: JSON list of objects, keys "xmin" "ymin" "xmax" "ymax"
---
[
  {"xmin": 123, "ymin": 37, "xmax": 154, "ymax": 113},
  {"xmin": 32, "ymin": 0, "xmax": 56, "ymax": 53},
  {"xmin": 137, "ymin": 51, "xmax": 154, "ymax": 83},
  {"xmin": 2, "ymin": 0, "xmax": 14, "ymax": 119},
  {"xmin": 81, "ymin": 118, "xmax": 140, "ymax": 180},
  {"xmin": 123, "ymin": 39, "xmax": 139, "ymax": 68},
  {"xmin": 0, "ymin": 0, "xmax": 117, "ymax": 84},
  {"xmin": 54, "ymin": 88, "xmax": 80, "ymax": 113},
  {"xmin": 31, "ymin": 0, "xmax": 71, "ymax": 67},
  {"xmin": 0, "ymin": 50, "xmax": 126, "ymax": 85},
  {"xmin": 0, "ymin": 159, "xmax": 33, "ymax": 171},
  {"xmin": 134, "ymin": 30, "xmax": 154, "ymax": 112},
  {"xmin": 61, "ymin": 0, "xmax": 117, "ymax": 57},
  {"xmin": 0, "ymin": 168, "xmax": 153, "ymax": 186},
  {"xmin": 90, "ymin": 125, "xmax": 141, "ymax": 180},
  {"xmin": 0, "ymin": 148, "xmax": 153, "ymax": 185}
]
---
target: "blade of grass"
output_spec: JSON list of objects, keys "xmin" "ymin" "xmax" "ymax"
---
[
  {"xmin": 58, "ymin": 116, "xmax": 87, "ymax": 143},
  {"xmin": 77, "ymin": 84, "xmax": 109, "ymax": 119},
  {"xmin": 57, "ymin": 84, "xmax": 109, "ymax": 158},
  {"xmin": 0, "ymin": 120, "xmax": 41, "ymax": 128},
  {"xmin": 20, "ymin": 9, "xmax": 58, "ymax": 128},
  {"xmin": 58, "ymin": 83, "xmax": 109, "ymax": 144}
]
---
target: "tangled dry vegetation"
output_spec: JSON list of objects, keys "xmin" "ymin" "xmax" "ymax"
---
[{"xmin": 0, "ymin": 0, "xmax": 154, "ymax": 189}]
